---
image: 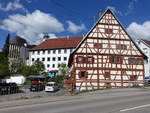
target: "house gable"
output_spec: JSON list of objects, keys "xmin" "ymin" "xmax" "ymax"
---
[{"xmin": 70, "ymin": 9, "xmax": 146, "ymax": 59}]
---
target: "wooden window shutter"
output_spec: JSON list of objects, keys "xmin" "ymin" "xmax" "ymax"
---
[
  {"xmin": 83, "ymin": 57, "xmax": 86, "ymax": 63},
  {"xmin": 85, "ymin": 72, "xmax": 88, "ymax": 78},
  {"xmin": 130, "ymin": 75, "xmax": 137, "ymax": 81},
  {"xmin": 94, "ymin": 43, "xmax": 102, "ymax": 49},
  {"xmin": 105, "ymin": 28, "xmax": 113, "ymax": 34}
]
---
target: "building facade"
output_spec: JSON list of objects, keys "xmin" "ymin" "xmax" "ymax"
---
[
  {"xmin": 29, "ymin": 37, "xmax": 82, "ymax": 72},
  {"xmin": 67, "ymin": 9, "xmax": 146, "ymax": 92},
  {"xmin": 136, "ymin": 39, "xmax": 150, "ymax": 76},
  {"xmin": 7, "ymin": 36, "xmax": 35, "ymax": 84}
]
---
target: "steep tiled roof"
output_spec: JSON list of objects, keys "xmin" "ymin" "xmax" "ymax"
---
[
  {"xmin": 141, "ymin": 39, "xmax": 150, "ymax": 46},
  {"xmin": 31, "ymin": 37, "xmax": 83, "ymax": 50}
]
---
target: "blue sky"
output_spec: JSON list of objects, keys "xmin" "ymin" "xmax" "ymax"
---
[{"xmin": 0, "ymin": 0, "xmax": 150, "ymax": 51}]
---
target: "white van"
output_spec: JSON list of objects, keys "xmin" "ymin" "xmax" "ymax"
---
[{"xmin": 45, "ymin": 82, "xmax": 58, "ymax": 92}]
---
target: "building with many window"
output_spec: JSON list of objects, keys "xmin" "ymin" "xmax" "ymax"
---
[
  {"xmin": 67, "ymin": 9, "xmax": 147, "ymax": 92},
  {"xmin": 136, "ymin": 39, "xmax": 150, "ymax": 76},
  {"xmin": 29, "ymin": 37, "xmax": 83, "ymax": 73}
]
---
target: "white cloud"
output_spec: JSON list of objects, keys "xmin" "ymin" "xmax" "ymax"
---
[
  {"xmin": 127, "ymin": 21, "xmax": 150, "ymax": 39},
  {"xmin": 125, "ymin": 0, "xmax": 138, "ymax": 16},
  {"xmin": 66, "ymin": 21, "xmax": 85, "ymax": 33},
  {"xmin": 0, "ymin": 0, "xmax": 27, "ymax": 12},
  {"xmin": 107, "ymin": 0, "xmax": 138, "ymax": 16},
  {"xmin": 0, "ymin": 10, "xmax": 64, "ymax": 44},
  {"xmin": 107, "ymin": 6, "xmax": 123, "ymax": 16}
]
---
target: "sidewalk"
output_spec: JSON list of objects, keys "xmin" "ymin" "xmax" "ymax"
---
[{"xmin": 0, "ymin": 87, "xmax": 149, "ymax": 109}]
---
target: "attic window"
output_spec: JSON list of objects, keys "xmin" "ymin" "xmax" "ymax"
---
[
  {"xmin": 116, "ymin": 44, "xmax": 127, "ymax": 50},
  {"xmin": 109, "ymin": 56, "xmax": 122, "ymax": 64},
  {"xmin": 105, "ymin": 28, "xmax": 113, "ymax": 34},
  {"xmin": 87, "ymin": 57, "xmax": 94, "ymax": 63},
  {"xmin": 94, "ymin": 43, "xmax": 102, "ymax": 49},
  {"xmin": 136, "ymin": 58, "xmax": 143, "ymax": 65},
  {"xmin": 128, "ymin": 58, "xmax": 136, "ymax": 65},
  {"xmin": 76, "ymin": 56, "xmax": 84, "ymax": 63}
]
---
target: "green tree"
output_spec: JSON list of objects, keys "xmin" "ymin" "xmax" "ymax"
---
[
  {"xmin": 21, "ymin": 60, "xmax": 45, "ymax": 76},
  {"xmin": 10, "ymin": 58, "xmax": 24, "ymax": 74},
  {"xmin": 32, "ymin": 60, "xmax": 45, "ymax": 74},
  {"xmin": 0, "ymin": 34, "xmax": 10, "ymax": 78},
  {"xmin": 56, "ymin": 63, "xmax": 69, "ymax": 87},
  {"xmin": 2, "ymin": 33, "xmax": 10, "ymax": 57}
]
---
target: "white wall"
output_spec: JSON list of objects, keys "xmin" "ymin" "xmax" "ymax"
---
[
  {"xmin": 29, "ymin": 48, "xmax": 74, "ymax": 72},
  {"xmin": 136, "ymin": 40, "xmax": 150, "ymax": 76},
  {"xmin": 6, "ymin": 75, "xmax": 26, "ymax": 85}
]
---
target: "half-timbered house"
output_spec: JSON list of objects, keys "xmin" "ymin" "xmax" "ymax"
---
[{"xmin": 67, "ymin": 9, "xmax": 147, "ymax": 92}]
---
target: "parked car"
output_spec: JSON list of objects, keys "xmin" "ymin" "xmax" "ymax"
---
[
  {"xmin": 30, "ymin": 84, "xmax": 45, "ymax": 92},
  {"xmin": 145, "ymin": 76, "xmax": 150, "ymax": 85},
  {"xmin": 45, "ymin": 82, "xmax": 58, "ymax": 92}
]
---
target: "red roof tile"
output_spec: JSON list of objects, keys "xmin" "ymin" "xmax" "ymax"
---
[{"xmin": 31, "ymin": 37, "xmax": 83, "ymax": 50}]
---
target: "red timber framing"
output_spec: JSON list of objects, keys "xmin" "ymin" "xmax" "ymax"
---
[{"xmin": 67, "ymin": 9, "xmax": 147, "ymax": 93}]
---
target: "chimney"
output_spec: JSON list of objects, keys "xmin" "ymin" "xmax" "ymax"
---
[
  {"xmin": 43, "ymin": 34, "xmax": 49, "ymax": 41},
  {"xmin": 99, "ymin": 9, "xmax": 103, "ymax": 18}
]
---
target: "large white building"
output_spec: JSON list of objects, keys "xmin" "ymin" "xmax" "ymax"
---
[
  {"xmin": 136, "ymin": 39, "xmax": 150, "ymax": 76},
  {"xmin": 29, "ymin": 37, "xmax": 82, "ymax": 73}
]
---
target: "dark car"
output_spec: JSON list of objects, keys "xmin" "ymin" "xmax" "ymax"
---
[{"xmin": 30, "ymin": 84, "xmax": 45, "ymax": 92}]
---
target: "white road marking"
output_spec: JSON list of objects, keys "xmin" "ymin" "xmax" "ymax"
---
[{"xmin": 120, "ymin": 104, "xmax": 150, "ymax": 112}]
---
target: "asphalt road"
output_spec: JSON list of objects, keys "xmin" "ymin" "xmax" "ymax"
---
[{"xmin": 0, "ymin": 88, "xmax": 150, "ymax": 113}]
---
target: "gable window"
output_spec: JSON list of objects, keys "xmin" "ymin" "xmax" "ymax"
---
[
  {"xmin": 128, "ymin": 58, "xmax": 136, "ymax": 65},
  {"xmin": 94, "ymin": 43, "xmax": 102, "ymax": 49},
  {"xmin": 76, "ymin": 56, "xmax": 84, "ymax": 63},
  {"xmin": 105, "ymin": 28, "xmax": 113, "ymax": 34},
  {"xmin": 136, "ymin": 58, "xmax": 143, "ymax": 65},
  {"xmin": 87, "ymin": 57, "xmax": 94, "ymax": 63},
  {"xmin": 109, "ymin": 56, "xmax": 122, "ymax": 64},
  {"xmin": 32, "ymin": 51, "xmax": 35, "ymax": 55},
  {"xmin": 116, "ymin": 44, "xmax": 127, "ymax": 50},
  {"xmin": 129, "ymin": 57, "xmax": 143, "ymax": 65},
  {"xmin": 78, "ymin": 71, "xmax": 88, "ymax": 78}
]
